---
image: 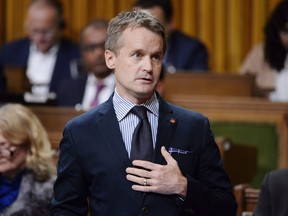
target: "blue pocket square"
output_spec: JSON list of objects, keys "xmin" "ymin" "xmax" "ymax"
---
[{"xmin": 168, "ymin": 147, "xmax": 193, "ymax": 155}]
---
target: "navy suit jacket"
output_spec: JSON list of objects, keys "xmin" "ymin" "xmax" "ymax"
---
[
  {"xmin": 0, "ymin": 37, "xmax": 80, "ymax": 96},
  {"xmin": 56, "ymin": 74, "xmax": 87, "ymax": 106},
  {"xmin": 254, "ymin": 168, "xmax": 288, "ymax": 216},
  {"xmin": 165, "ymin": 30, "xmax": 209, "ymax": 72},
  {"xmin": 51, "ymin": 95, "xmax": 237, "ymax": 216}
]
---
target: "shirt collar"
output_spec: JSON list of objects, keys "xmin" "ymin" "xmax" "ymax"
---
[{"xmin": 113, "ymin": 90, "xmax": 159, "ymax": 122}]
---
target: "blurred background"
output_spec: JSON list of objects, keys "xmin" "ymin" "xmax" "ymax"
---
[{"xmin": 0, "ymin": 0, "xmax": 283, "ymax": 73}]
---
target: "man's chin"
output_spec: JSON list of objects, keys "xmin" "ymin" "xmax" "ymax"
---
[{"xmin": 135, "ymin": 87, "xmax": 156, "ymax": 98}]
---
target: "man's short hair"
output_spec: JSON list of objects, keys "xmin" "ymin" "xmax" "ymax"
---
[{"xmin": 105, "ymin": 10, "xmax": 167, "ymax": 55}]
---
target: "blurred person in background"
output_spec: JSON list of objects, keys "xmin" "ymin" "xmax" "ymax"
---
[
  {"xmin": 0, "ymin": 0, "xmax": 80, "ymax": 101},
  {"xmin": 0, "ymin": 103, "xmax": 56, "ymax": 216},
  {"xmin": 133, "ymin": 0, "xmax": 209, "ymax": 73},
  {"xmin": 240, "ymin": 0, "xmax": 288, "ymax": 101},
  {"xmin": 57, "ymin": 19, "xmax": 114, "ymax": 111},
  {"xmin": 253, "ymin": 168, "xmax": 288, "ymax": 216}
]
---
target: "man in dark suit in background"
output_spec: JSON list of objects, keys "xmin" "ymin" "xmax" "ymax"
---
[
  {"xmin": 51, "ymin": 10, "xmax": 236, "ymax": 215},
  {"xmin": 57, "ymin": 19, "xmax": 114, "ymax": 111},
  {"xmin": 133, "ymin": 0, "xmax": 209, "ymax": 73},
  {"xmin": 254, "ymin": 168, "xmax": 288, "ymax": 216},
  {"xmin": 0, "ymin": 0, "xmax": 80, "ymax": 100}
]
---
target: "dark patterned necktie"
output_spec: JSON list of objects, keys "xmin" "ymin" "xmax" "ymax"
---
[{"xmin": 130, "ymin": 106, "xmax": 153, "ymax": 161}]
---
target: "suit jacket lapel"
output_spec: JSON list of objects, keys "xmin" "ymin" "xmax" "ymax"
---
[
  {"xmin": 154, "ymin": 98, "xmax": 177, "ymax": 164},
  {"xmin": 95, "ymin": 96, "xmax": 177, "ymax": 166},
  {"xmin": 96, "ymin": 97, "xmax": 132, "ymax": 168},
  {"xmin": 143, "ymin": 98, "xmax": 177, "ymax": 201}
]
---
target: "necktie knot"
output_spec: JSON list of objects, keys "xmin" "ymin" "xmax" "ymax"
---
[{"xmin": 131, "ymin": 106, "xmax": 148, "ymax": 120}]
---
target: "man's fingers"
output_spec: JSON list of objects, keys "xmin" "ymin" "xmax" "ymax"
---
[{"xmin": 161, "ymin": 146, "xmax": 176, "ymax": 165}]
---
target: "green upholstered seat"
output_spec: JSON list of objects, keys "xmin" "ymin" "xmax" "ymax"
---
[{"xmin": 211, "ymin": 122, "xmax": 278, "ymax": 188}]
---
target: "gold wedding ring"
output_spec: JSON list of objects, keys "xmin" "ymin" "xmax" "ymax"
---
[{"xmin": 143, "ymin": 178, "xmax": 147, "ymax": 186}]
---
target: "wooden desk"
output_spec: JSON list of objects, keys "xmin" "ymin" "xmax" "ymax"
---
[
  {"xmin": 30, "ymin": 106, "xmax": 84, "ymax": 163},
  {"xmin": 168, "ymin": 95, "xmax": 288, "ymax": 168},
  {"xmin": 4, "ymin": 66, "xmax": 30, "ymax": 93},
  {"xmin": 163, "ymin": 73, "xmax": 256, "ymax": 99}
]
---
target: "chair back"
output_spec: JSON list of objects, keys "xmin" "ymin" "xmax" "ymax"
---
[{"xmin": 234, "ymin": 184, "xmax": 260, "ymax": 216}]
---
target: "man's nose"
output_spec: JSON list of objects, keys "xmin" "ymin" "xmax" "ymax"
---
[{"xmin": 143, "ymin": 57, "xmax": 153, "ymax": 72}]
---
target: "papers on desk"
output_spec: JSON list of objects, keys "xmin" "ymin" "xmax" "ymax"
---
[{"xmin": 24, "ymin": 92, "xmax": 56, "ymax": 103}]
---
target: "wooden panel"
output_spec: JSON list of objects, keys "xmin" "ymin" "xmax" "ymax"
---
[
  {"xmin": 30, "ymin": 106, "xmax": 83, "ymax": 132},
  {"xmin": 0, "ymin": 1, "xmax": 6, "ymax": 45},
  {"xmin": 216, "ymin": 137, "xmax": 258, "ymax": 186},
  {"xmin": 30, "ymin": 106, "xmax": 84, "ymax": 156},
  {"xmin": 168, "ymin": 95, "xmax": 288, "ymax": 168},
  {"xmin": 234, "ymin": 184, "xmax": 260, "ymax": 216},
  {"xmin": 163, "ymin": 72, "xmax": 256, "ymax": 99},
  {"xmin": 224, "ymin": 144, "xmax": 257, "ymax": 185},
  {"xmin": 4, "ymin": 67, "xmax": 29, "ymax": 93}
]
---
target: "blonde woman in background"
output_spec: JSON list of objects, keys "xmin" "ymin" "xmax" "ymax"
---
[{"xmin": 0, "ymin": 103, "xmax": 56, "ymax": 216}]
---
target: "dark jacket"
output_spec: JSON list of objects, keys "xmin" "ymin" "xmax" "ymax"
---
[
  {"xmin": 164, "ymin": 30, "xmax": 209, "ymax": 72},
  {"xmin": 254, "ymin": 168, "xmax": 288, "ymax": 216},
  {"xmin": 51, "ymin": 94, "xmax": 237, "ymax": 216},
  {"xmin": 0, "ymin": 37, "xmax": 80, "ymax": 96}
]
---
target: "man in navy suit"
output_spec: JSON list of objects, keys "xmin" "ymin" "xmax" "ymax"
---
[
  {"xmin": 57, "ymin": 19, "xmax": 114, "ymax": 111},
  {"xmin": 254, "ymin": 168, "xmax": 288, "ymax": 216},
  {"xmin": 133, "ymin": 0, "xmax": 209, "ymax": 73},
  {"xmin": 0, "ymin": 0, "xmax": 79, "ymax": 99},
  {"xmin": 51, "ymin": 10, "xmax": 236, "ymax": 215}
]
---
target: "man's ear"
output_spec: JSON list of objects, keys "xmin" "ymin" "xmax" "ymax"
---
[{"xmin": 105, "ymin": 50, "xmax": 116, "ymax": 69}]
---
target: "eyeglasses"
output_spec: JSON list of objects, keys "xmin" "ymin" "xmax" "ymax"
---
[{"xmin": 81, "ymin": 43, "xmax": 105, "ymax": 52}]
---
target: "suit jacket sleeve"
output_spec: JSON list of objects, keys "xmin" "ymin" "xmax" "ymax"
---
[
  {"xmin": 50, "ymin": 124, "xmax": 89, "ymax": 216},
  {"xmin": 172, "ymin": 114, "xmax": 237, "ymax": 215}
]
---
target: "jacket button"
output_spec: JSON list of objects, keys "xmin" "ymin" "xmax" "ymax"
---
[{"xmin": 142, "ymin": 206, "xmax": 149, "ymax": 214}]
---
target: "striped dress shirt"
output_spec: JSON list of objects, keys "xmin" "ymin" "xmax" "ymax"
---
[{"xmin": 113, "ymin": 90, "xmax": 159, "ymax": 158}]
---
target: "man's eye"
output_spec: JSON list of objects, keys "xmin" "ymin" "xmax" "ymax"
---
[
  {"xmin": 133, "ymin": 53, "xmax": 142, "ymax": 58},
  {"xmin": 152, "ymin": 55, "xmax": 161, "ymax": 61}
]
